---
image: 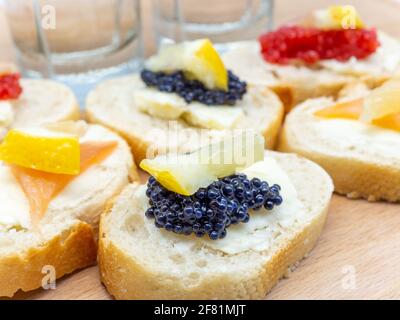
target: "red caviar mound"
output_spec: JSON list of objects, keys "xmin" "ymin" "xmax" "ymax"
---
[
  {"xmin": 259, "ymin": 26, "xmax": 380, "ymax": 65},
  {"xmin": 0, "ymin": 73, "xmax": 22, "ymax": 100}
]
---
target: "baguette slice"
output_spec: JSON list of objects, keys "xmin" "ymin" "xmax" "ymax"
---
[
  {"xmin": 85, "ymin": 74, "xmax": 284, "ymax": 165},
  {"xmin": 0, "ymin": 79, "xmax": 80, "ymax": 138},
  {"xmin": 278, "ymin": 94, "xmax": 400, "ymax": 202},
  {"xmin": 0, "ymin": 123, "xmax": 137, "ymax": 297},
  {"xmin": 98, "ymin": 151, "xmax": 333, "ymax": 300},
  {"xmin": 222, "ymin": 33, "xmax": 400, "ymax": 111},
  {"xmin": 222, "ymin": 42, "xmax": 354, "ymax": 111}
]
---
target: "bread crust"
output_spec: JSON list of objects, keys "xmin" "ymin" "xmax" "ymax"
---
[
  {"xmin": 98, "ymin": 152, "xmax": 333, "ymax": 299},
  {"xmin": 0, "ymin": 221, "xmax": 97, "ymax": 298},
  {"xmin": 99, "ymin": 205, "xmax": 328, "ymax": 299}
]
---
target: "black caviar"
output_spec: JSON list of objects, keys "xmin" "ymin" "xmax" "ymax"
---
[
  {"xmin": 140, "ymin": 70, "xmax": 247, "ymax": 106},
  {"xmin": 145, "ymin": 174, "xmax": 282, "ymax": 240}
]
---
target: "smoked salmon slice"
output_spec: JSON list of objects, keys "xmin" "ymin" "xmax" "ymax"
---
[
  {"xmin": 314, "ymin": 98, "xmax": 364, "ymax": 120},
  {"xmin": 372, "ymin": 113, "xmax": 400, "ymax": 132},
  {"xmin": 314, "ymin": 98, "xmax": 400, "ymax": 131},
  {"xmin": 11, "ymin": 141, "xmax": 117, "ymax": 225}
]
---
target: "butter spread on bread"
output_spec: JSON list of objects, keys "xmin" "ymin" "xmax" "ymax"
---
[{"xmin": 0, "ymin": 101, "xmax": 14, "ymax": 127}]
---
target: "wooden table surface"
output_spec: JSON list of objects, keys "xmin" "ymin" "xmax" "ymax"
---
[{"xmin": 1, "ymin": 0, "xmax": 400, "ymax": 300}]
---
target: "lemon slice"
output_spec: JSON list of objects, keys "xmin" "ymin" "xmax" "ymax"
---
[
  {"xmin": 361, "ymin": 79, "xmax": 400, "ymax": 124},
  {"xmin": 329, "ymin": 6, "xmax": 364, "ymax": 29},
  {"xmin": 134, "ymin": 88, "xmax": 243, "ymax": 129},
  {"xmin": 183, "ymin": 103, "xmax": 245, "ymax": 129},
  {"xmin": 145, "ymin": 39, "xmax": 228, "ymax": 91},
  {"xmin": 312, "ymin": 5, "xmax": 364, "ymax": 30},
  {"xmin": 134, "ymin": 88, "xmax": 187, "ymax": 120},
  {"xmin": 140, "ymin": 132, "xmax": 264, "ymax": 195},
  {"xmin": 0, "ymin": 128, "xmax": 80, "ymax": 175}
]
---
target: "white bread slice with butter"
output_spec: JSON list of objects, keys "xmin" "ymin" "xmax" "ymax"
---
[
  {"xmin": 0, "ymin": 71, "xmax": 80, "ymax": 138},
  {"xmin": 98, "ymin": 151, "xmax": 333, "ymax": 299},
  {"xmin": 12, "ymin": 79, "xmax": 80, "ymax": 128},
  {"xmin": 0, "ymin": 122, "xmax": 137, "ymax": 297},
  {"xmin": 278, "ymin": 88, "xmax": 400, "ymax": 202},
  {"xmin": 85, "ymin": 74, "xmax": 284, "ymax": 165},
  {"xmin": 222, "ymin": 31, "xmax": 400, "ymax": 111}
]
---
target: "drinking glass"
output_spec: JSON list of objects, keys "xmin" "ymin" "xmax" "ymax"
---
[
  {"xmin": 153, "ymin": 0, "xmax": 274, "ymax": 51},
  {"xmin": 5, "ymin": 0, "xmax": 142, "ymax": 103}
]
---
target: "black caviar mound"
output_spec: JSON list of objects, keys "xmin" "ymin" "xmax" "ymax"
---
[
  {"xmin": 145, "ymin": 174, "xmax": 282, "ymax": 240},
  {"xmin": 140, "ymin": 69, "xmax": 247, "ymax": 106}
]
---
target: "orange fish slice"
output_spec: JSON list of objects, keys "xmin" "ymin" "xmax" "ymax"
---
[
  {"xmin": 314, "ymin": 98, "xmax": 364, "ymax": 120},
  {"xmin": 372, "ymin": 113, "xmax": 400, "ymax": 132},
  {"xmin": 11, "ymin": 141, "xmax": 117, "ymax": 225},
  {"xmin": 315, "ymin": 97, "xmax": 400, "ymax": 131}
]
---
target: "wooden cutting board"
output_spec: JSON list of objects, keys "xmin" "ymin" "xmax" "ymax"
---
[
  {"xmin": 1, "ymin": 0, "xmax": 400, "ymax": 300},
  {"xmin": 7, "ymin": 192, "xmax": 400, "ymax": 300}
]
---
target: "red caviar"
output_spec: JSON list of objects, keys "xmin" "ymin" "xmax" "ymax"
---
[
  {"xmin": 0, "ymin": 73, "xmax": 22, "ymax": 100},
  {"xmin": 259, "ymin": 26, "xmax": 380, "ymax": 65}
]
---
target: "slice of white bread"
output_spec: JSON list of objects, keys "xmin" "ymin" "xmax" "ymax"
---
[
  {"xmin": 85, "ymin": 74, "xmax": 284, "ymax": 164},
  {"xmin": 222, "ymin": 42, "xmax": 354, "ymax": 111},
  {"xmin": 98, "ymin": 151, "xmax": 333, "ymax": 299},
  {"xmin": 0, "ymin": 79, "xmax": 80, "ymax": 138},
  {"xmin": 0, "ymin": 123, "xmax": 137, "ymax": 297},
  {"xmin": 278, "ymin": 91, "xmax": 400, "ymax": 202},
  {"xmin": 13, "ymin": 79, "xmax": 80, "ymax": 128},
  {"xmin": 222, "ymin": 32, "xmax": 400, "ymax": 111}
]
